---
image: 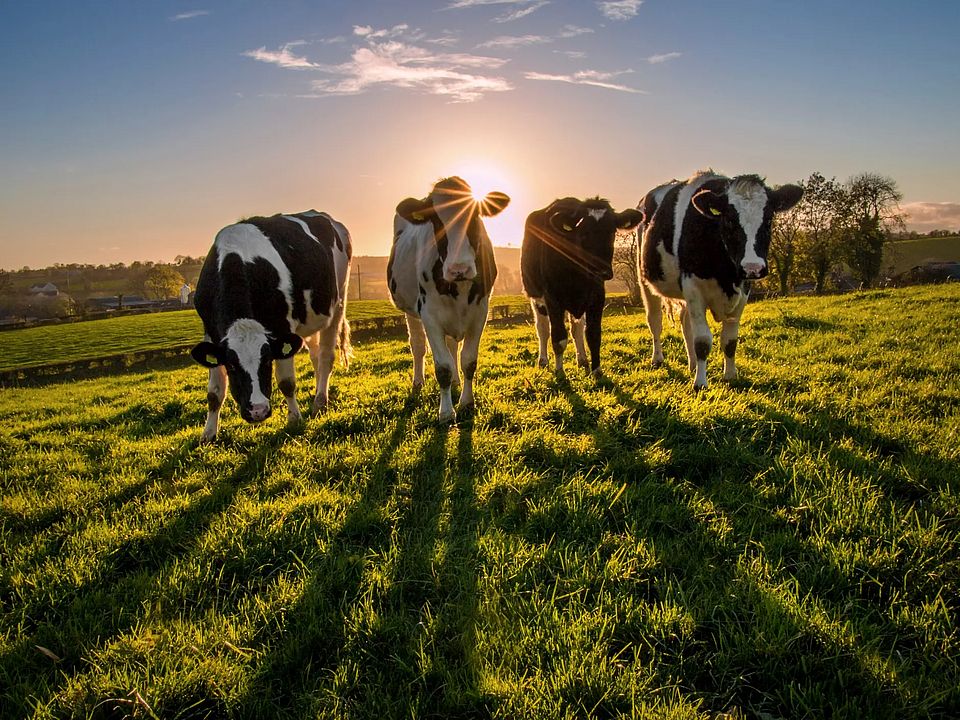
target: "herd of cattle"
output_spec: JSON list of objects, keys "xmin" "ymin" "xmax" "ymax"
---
[{"xmin": 191, "ymin": 171, "xmax": 803, "ymax": 441}]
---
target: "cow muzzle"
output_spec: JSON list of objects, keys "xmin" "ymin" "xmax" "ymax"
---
[
  {"xmin": 445, "ymin": 263, "xmax": 476, "ymax": 282},
  {"xmin": 742, "ymin": 262, "xmax": 767, "ymax": 280},
  {"xmin": 243, "ymin": 402, "xmax": 271, "ymax": 423}
]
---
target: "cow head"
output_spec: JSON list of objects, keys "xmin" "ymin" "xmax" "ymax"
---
[
  {"xmin": 546, "ymin": 197, "xmax": 644, "ymax": 281},
  {"xmin": 396, "ymin": 176, "xmax": 510, "ymax": 283},
  {"xmin": 691, "ymin": 176, "xmax": 803, "ymax": 280},
  {"xmin": 191, "ymin": 319, "xmax": 302, "ymax": 423}
]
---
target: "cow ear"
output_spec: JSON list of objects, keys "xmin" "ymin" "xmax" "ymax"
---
[
  {"xmin": 770, "ymin": 184, "xmax": 804, "ymax": 213},
  {"xmin": 191, "ymin": 341, "xmax": 224, "ymax": 368},
  {"xmin": 396, "ymin": 197, "xmax": 435, "ymax": 224},
  {"xmin": 479, "ymin": 191, "xmax": 510, "ymax": 217},
  {"xmin": 691, "ymin": 189, "xmax": 728, "ymax": 220},
  {"xmin": 270, "ymin": 333, "xmax": 303, "ymax": 360},
  {"xmin": 615, "ymin": 208, "xmax": 645, "ymax": 230}
]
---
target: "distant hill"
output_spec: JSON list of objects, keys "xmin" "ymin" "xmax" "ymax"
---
[{"xmin": 884, "ymin": 235, "xmax": 960, "ymax": 273}]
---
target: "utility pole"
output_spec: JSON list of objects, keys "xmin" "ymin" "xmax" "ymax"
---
[{"xmin": 355, "ymin": 261, "xmax": 361, "ymax": 301}]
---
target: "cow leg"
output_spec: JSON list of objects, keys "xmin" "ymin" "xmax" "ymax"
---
[
  {"xmin": 685, "ymin": 297, "xmax": 713, "ymax": 391},
  {"xmin": 405, "ymin": 313, "xmax": 427, "ymax": 389},
  {"xmin": 423, "ymin": 321, "xmax": 457, "ymax": 423},
  {"xmin": 446, "ymin": 335, "xmax": 461, "ymax": 388},
  {"xmin": 530, "ymin": 299, "xmax": 550, "ymax": 368},
  {"xmin": 547, "ymin": 303, "xmax": 569, "ymax": 374},
  {"xmin": 308, "ymin": 322, "xmax": 338, "ymax": 414},
  {"xmin": 275, "ymin": 355, "xmax": 302, "ymax": 424},
  {"xmin": 721, "ymin": 295, "xmax": 747, "ymax": 382},
  {"xmin": 458, "ymin": 299, "xmax": 489, "ymax": 412},
  {"xmin": 585, "ymin": 304, "xmax": 603, "ymax": 375},
  {"xmin": 679, "ymin": 305, "xmax": 697, "ymax": 374},
  {"xmin": 201, "ymin": 365, "xmax": 227, "ymax": 443},
  {"xmin": 570, "ymin": 314, "xmax": 589, "ymax": 370},
  {"xmin": 640, "ymin": 282, "xmax": 664, "ymax": 368}
]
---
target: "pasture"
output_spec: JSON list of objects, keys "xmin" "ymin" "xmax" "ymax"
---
[{"xmin": 1, "ymin": 285, "xmax": 958, "ymax": 719}]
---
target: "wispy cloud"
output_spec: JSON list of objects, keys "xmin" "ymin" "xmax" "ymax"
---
[
  {"xmin": 312, "ymin": 39, "xmax": 512, "ymax": 102},
  {"xmin": 555, "ymin": 50, "xmax": 588, "ymax": 60},
  {"xmin": 596, "ymin": 1, "xmax": 643, "ymax": 21},
  {"xmin": 647, "ymin": 51, "xmax": 681, "ymax": 64},
  {"xmin": 170, "ymin": 10, "xmax": 209, "ymax": 21},
  {"xmin": 494, "ymin": 1, "xmax": 550, "ymax": 22},
  {"xmin": 243, "ymin": 42, "xmax": 319, "ymax": 70},
  {"xmin": 476, "ymin": 34, "xmax": 551, "ymax": 49},
  {"xmin": 446, "ymin": 0, "xmax": 539, "ymax": 7},
  {"xmin": 902, "ymin": 202, "xmax": 960, "ymax": 230},
  {"xmin": 525, "ymin": 69, "xmax": 645, "ymax": 93},
  {"xmin": 354, "ymin": 24, "xmax": 409, "ymax": 40},
  {"xmin": 558, "ymin": 25, "xmax": 594, "ymax": 39}
]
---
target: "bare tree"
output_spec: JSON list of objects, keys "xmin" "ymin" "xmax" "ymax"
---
[
  {"xmin": 769, "ymin": 197, "xmax": 803, "ymax": 295},
  {"xmin": 612, "ymin": 228, "xmax": 642, "ymax": 304}
]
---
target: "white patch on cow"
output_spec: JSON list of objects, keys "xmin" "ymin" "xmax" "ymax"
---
[
  {"xmin": 214, "ymin": 223, "xmax": 295, "ymax": 328},
  {"xmin": 588, "ymin": 208, "xmax": 607, "ymax": 221},
  {"xmin": 681, "ymin": 274, "xmax": 746, "ymax": 322},
  {"xmin": 727, "ymin": 179, "xmax": 768, "ymax": 270},
  {"xmin": 224, "ymin": 318, "xmax": 270, "ymax": 406},
  {"xmin": 433, "ymin": 189, "xmax": 479, "ymax": 280},
  {"xmin": 651, "ymin": 182, "xmax": 677, "ymax": 208}
]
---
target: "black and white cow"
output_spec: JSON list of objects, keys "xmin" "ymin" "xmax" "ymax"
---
[
  {"xmin": 387, "ymin": 176, "xmax": 509, "ymax": 423},
  {"xmin": 191, "ymin": 210, "xmax": 352, "ymax": 441},
  {"xmin": 521, "ymin": 197, "xmax": 643, "ymax": 374},
  {"xmin": 638, "ymin": 171, "xmax": 803, "ymax": 389}
]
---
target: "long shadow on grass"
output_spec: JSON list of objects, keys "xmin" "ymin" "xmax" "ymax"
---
[
  {"xmin": 238, "ymin": 405, "xmax": 488, "ymax": 717},
  {"xmin": 0, "ymin": 426, "xmax": 299, "ymax": 712},
  {"xmin": 606, "ymin": 382, "xmax": 958, "ymax": 717},
  {"xmin": 504, "ymin": 373, "xmax": 954, "ymax": 717}
]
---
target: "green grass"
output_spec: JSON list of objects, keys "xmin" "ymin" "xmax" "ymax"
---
[
  {"xmin": 0, "ymin": 297, "xmax": 533, "ymax": 374},
  {"xmin": 1, "ymin": 285, "xmax": 958, "ymax": 719}
]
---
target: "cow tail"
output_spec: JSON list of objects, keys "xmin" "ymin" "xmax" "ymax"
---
[
  {"xmin": 664, "ymin": 298, "xmax": 685, "ymax": 326},
  {"xmin": 338, "ymin": 315, "xmax": 353, "ymax": 369}
]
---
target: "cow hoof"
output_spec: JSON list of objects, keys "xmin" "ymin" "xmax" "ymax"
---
[
  {"xmin": 311, "ymin": 401, "xmax": 328, "ymax": 416},
  {"xmin": 537, "ymin": 358, "xmax": 549, "ymax": 369},
  {"xmin": 439, "ymin": 410, "xmax": 456, "ymax": 425},
  {"xmin": 200, "ymin": 432, "xmax": 217, "ymax": 445},
  {"xmin": 693, "ymin": 383, "xmax": 707, "ymax": 393},
  {"xmin": 578, "ymin": 359, "xmax": 590, "ymax": 370},
  {"xmin": 651, "ymin": 359, "xmax": 663, "ymax": 369},
  {"xmin": 457, "ymin": 402, "xmax": 475, "ymax": 418},
  {"xmin": 412, "ymin": 379, "xmax": 424, "ymax": 390},
  {"xmin": 287, "ymin": 412, "xmax": 304, "ymax": 426}
]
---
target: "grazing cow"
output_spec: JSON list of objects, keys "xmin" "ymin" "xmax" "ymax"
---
[
  {"xmin": 191, "ymin": 210, "xmax": 352, "ymax": 441},
  {"xmin": 638, "ymin": 171, "xmax": 803, "ymax": 389},
  {"xmin": 387, "ymin": 176, "xmax": 509, "ymax": 423},
  {"xmin": 521, "ymin": 197, "xmax": 643, "ymax": 374}
]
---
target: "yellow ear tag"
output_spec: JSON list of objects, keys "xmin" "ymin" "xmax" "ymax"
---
[
  {"xmin": 710, "ymin": 208, "xmax": 722, "ymax": 216},
  {"xmin": 412, "ymin": 212, "xmax": 425, "ymax": 221},
  {"xmin": 562, "ymin": 224, "xmax": 573, "ymax": 231},
  {"xmin": 282, "ymin": 343, "xmax": 293, "ymax": 355},
  {"xmin": 206, "ymin": 354, "xmax": 218, "ymax": 365}
]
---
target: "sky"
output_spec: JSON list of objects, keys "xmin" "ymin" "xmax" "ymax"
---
[{"xmin": 2, "ymin": 0, "xmax": 960, "ymax": 270}]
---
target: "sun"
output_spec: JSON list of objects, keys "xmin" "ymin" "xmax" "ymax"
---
[{"xmin": 452, "ymin": 161, "xmax": 510, "ymax": 203}]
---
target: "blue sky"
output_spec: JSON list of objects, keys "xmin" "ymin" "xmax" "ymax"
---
[{"xmin": 2, "ymin": 0, "xmax": 959, "ymax": 269}]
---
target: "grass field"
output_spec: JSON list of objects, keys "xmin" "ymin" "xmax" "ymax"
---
[
  {"xmin": 1, "ymin": 285, "xmax": 958, "ymax": 718},
  {"xmin": 885, "ymin": 236, "xmax": 960, "ymax": 273},
  {"xmin": 0, "ymin": 297, "xmax": 534, "ymax": 374}
]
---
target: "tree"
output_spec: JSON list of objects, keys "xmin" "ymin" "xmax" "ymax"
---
[
  {"xmin": 795, "ymin": 172, "xmax": 847, "ymax": 294},
  {"xmin": 142, "ymin": 265, "xmax": 185, "ymax": 300},
  {"xmin": 0, "ymin": 270, "xmax": 12, "ymax": 296},
  {"xmin": 612, "ymin": 228, "xmax": 642, "ymax": 304},
  {"xmin": 841, "ymin": 173, "xmax": 904, "ymax": 287},
  {"xmin": 768, "ymin": 195, "xmax": 803, "ymax": 295}
]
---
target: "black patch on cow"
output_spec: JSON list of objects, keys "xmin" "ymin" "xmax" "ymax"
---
[
  {"xmin": 535, "ymin": 303, "xmax": 547, "ymax": 316},
  {"xmin": 640, "ymin": 184, "xmax": 684, "ymax": 285},
  {"xmin": 724, "ymin": 339, "xmax": 738, "ymax": 358},
  {"xmin": 431, "ymin": 258, "xmax": 459, "ymax": 298},
  {"xmin": 416, "ymin": 297, "xmax": 423, "ymax": 313},
  {"xmin": 436, "ymin": 366, "xmax": 453, "ymax": 389},
  {"xmin": 695, "ymin": 339, "xmax": 711, "ymax": 361},
  {"xmin": 463, "ymin": 361, "xmax": 477, "ymax": 380},
  {"xmin": 390, "ymin": 278, "xmax": 397, "ymax": 294},
  {"xmin": 207, "ymin": 392, "xmax": 222, "ymax": 412},
  {"xmin": 422, "ymin": 271, "xmax": 429, "ymax": 283},
  {"xmin": 419, "ymin": 284, "xmax": 426, "ymax": 296},
  {"xmin": 278, "ymin": 378, "xmax": 295, "ymax": 399}
]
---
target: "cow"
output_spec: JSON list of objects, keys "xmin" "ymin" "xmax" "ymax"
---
[
  {"xmin": 521, "ymin": 197, "xmax": 644, "ymax": 374},
  {"xmin": 190, "ymin": 210, "xmax": 352, "ymax": 442},
  {"xmin": 638, "ymin": 171, "xmax": 803, "ymax": 390},
  {"xmin": 387, "ymin": 176, "xmax": 509, "ymax": 423}
]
